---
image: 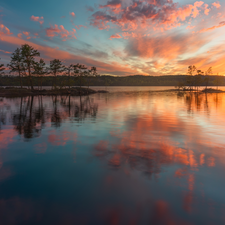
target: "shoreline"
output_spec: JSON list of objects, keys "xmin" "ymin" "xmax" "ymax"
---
[
  {"xmin": 0, "ymin": 87, "xmax": 224, "ymax": 97},
  {"xmin": 0, "ymin": 87, "xmax": 108, "ymax": 97}
]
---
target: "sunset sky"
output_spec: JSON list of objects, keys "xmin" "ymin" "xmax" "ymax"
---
[{"xmin": 0, "ymin": 0, "xmax": 224, "ymax": 75}]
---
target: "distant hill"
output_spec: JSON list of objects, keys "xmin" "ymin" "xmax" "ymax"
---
[{"xmin": 0, "ymin": 75, "xmax": 225, "ymax": 87}]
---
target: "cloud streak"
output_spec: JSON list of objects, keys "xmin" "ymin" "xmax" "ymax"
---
[{"xmin": 198, "ymin": 21, "xmax": 225, "ymax": 33}]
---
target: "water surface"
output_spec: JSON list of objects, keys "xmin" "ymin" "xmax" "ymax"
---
[{"xmin": 0, "ymin": 90, "xmax": 225, "ymax": 225}]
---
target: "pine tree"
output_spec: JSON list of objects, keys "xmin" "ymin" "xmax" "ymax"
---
[
  {"xmin": 0, "ymin": 58, "xmax": 5, "ymax": 74},
  {"xmin": 21, "ymin": 44, "xmax": 40, "ymax": 90},
  {"xmin": 48, "ymin": 59, "xmax": 65, "ymax": 89},
  {"xmin": 65, "ymin": 64, "xmax": 74, "ymax": 89},
  {"xmin": 8, "ymin": 48, "xmax": 25, "ymax": 88},
  {"xmin": 33, "ymin": 59, "xmax": 46, "ymax": 90}
]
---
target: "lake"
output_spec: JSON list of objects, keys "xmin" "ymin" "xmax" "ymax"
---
[{"xmin": 0, "ymin": 88, "xmax": 225, "ymax": 225}]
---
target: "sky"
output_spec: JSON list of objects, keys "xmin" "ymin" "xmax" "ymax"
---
[{"xmin": 0, "ymin": 0, "xmax": 225, "ymax": 76}]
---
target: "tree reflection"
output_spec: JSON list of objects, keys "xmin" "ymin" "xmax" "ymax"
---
[
  {"xmin": 51, "ymin": 96, "xmax": 62, "ymax": 128},
  {"xmin": 60, "ymin": 95, "xmax": 98, "ymax": 122},
  {"xmin": 0, "ymin": 107, "xmax": 6, "ymax": 131},
  {"xmin": 179, "ymin": 92, "xmax": 212, "ymax": 114},
  {"xmin": 12, "ymin": 96, "xmax": 43, "ymax": 139},
  {"xmin": 9, "ymin": 95, "xmax": 98, "ymax": 140}
]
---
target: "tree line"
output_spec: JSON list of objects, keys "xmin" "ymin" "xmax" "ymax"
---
[
  {"xmin": 0, "ymin": 44, "xmax": 98, "ymax": 90},
  {"xmin": 1, "ymin": 46, "xmax": 224, "ymax": 88}
]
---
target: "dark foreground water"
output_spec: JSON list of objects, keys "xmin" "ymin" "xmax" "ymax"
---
[{"xmin": 0, "ymin": 89, "xmax": 225, "ymax": 225}]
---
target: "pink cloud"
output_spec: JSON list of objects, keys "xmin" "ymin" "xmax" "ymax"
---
[
  {"xmin": 27, "ymin": 37, "xmax": 31, "ymax": 40},
  {"xmin": 23, "ymin": 31, "xmax": 30, "ymax": 36},
  {"xmin": 204, "ymin": 4, "xmax": 211, "ymax": 15},
  {"xmin": 122, "ymin": 32, "xmax": 138, "ymax": 39},
  {"xmin": 45, "ymin": 24, "xmax": 77, "ymax": 41},
  {"xmin": 90, "ymin": 0, "xmax": 211, "ymax": 31},
  {"xmin": 17, "ymin": 33, "xmax": 22, "ymax": 38},
  {"xmin": 70, "ymin": 12, "xmax": 75, "ymax": 17},
  {"xmin": 110, "ymin": 33, "xmax": 122, "ymax": 40},
  {"xmin": 0, "ymin": 24, "xmax": 12, "ymax": 36},
  {"xmin": 30, "ymin": 15, "xmax": 44, "ymax": 25},
  {"xmin": 212, "ymin": 2, "xmax": 221, "ymax": 9},
  {"xmin": 99, "ymin": 0, "xmax": 122, "ymax": 14}
]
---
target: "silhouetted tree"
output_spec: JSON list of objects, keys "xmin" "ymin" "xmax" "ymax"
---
[
  {"xmin": 48, "ymin": 59, "xmax": 65, "ymax": 89},
  {"xmin": 74, "ymin": 64, "xmax": 87, "ymax": 90},
  {"xmin": 8, "ymin": 48, "xmax": 25, "ymax": 88},
  {"xmin": 86, "ymin": 66, "xmax": 98, "ymax": 88},
  {"xmin": 21, "ymin": 44, "xmax": 40, "ymax": 90},
  {"xmin": 33, "ymin": 59, "xmax": 46, "ymax": 90},
  {"xmin": 204, "ymin": 67, "xmax": 212, "ymax": 90},
  {"xmin": 175, "ymin": 81, "xmax": 185, "ymax": 91},
  {"xmin": 214, "ymin": 74, "xmax": 222, "ymax": 89},
  {"xmin": 0, "ymin": 58, "xmax": 5, "ymax": 75},
  {"xmin": 187, "ymin": 65, "xmax": 196, "ymax": 90},
  {"xmin": 65, "ymin": 64, "xmax": 74, "ymax": 89},
  {"xmin": 195, "ymin": 70, "xmax": 203, "ymax": 91}
]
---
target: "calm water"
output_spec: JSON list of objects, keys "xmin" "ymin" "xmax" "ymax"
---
[{"xmin": 0, "ymin": 89, "xmax": 225, "ymax": 225}]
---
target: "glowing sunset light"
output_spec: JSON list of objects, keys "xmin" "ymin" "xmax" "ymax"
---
[{"xmin": 0, "ymin": 0, "xmax": 225, "ymax": 75}]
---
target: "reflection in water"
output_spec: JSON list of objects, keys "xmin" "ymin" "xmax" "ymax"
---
[
  {"xmin": 0, "ymin": 92, "xmax": 225, "ymax": 224},
  {"xmin": 3, "ymin": 95, "xmax": 98, "ymax": 140},
  {"xmin": 183, "ymin": 92, "xmax": 222, "ymax": 115}
]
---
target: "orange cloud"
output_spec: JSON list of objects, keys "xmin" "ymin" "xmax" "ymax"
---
[
  {"xmin": 203, "ymin": 4, "xmax": 211, "ymax": 15},
  {"xmin": 212, "ymin": 1, "xmax": 221, "ymax": 9},
  {"xmin": 30, "ymin": 15, "xmax": 44, "ymax": 25},
  {"xmin": 99, "ymin": 0, "xmax": 122, "ymax": 14},
  {"xmin": 109, "ymin": 33, "xmax": 122, "ymax": 40},
  {"xmin": 17, "ymin": 33, "xmax": 22, "ymax": 38},
  {"xmin": 0, "ymin": 24, "xmax": 12, "ymax": 37},
  {"xmin": 23, "ymin": 31, "xmax": 30, "ymax": 36},
  {"xmin": 125, "ymin": 33, "xmax": 209, "ymax": 64},
  {"xmin": 70, "ymin": 12, "xmax": 75, "ymax": 17},
  {"xmin": 45, "ymin": 24, "xmax": 76, "ymax": 41}
]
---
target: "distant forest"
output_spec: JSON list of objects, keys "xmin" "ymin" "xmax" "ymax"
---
[{"xmin": 0, "ymin": 74, "xmax": 225, "ymax": 87}]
